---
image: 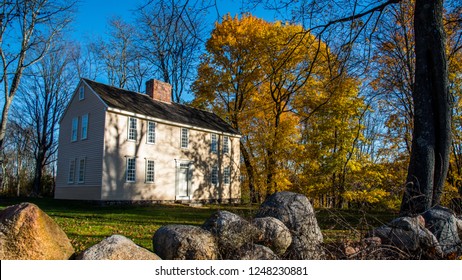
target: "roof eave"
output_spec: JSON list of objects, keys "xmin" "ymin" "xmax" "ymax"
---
[{"xmin": 106, "ymin": 107, "xmax": 241, "ymax": 138}]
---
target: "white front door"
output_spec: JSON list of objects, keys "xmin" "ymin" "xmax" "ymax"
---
[{"xmin": 177, "ymin": 163, "xmax": 190, "ymax": 199}]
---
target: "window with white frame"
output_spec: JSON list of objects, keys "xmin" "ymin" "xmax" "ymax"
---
[
  {"xmin": 223, "ymin": 136, "xmax": 229, "ymax": 154},
  {"xmin": 181, "ymin": 128, "xmax": 189, "ymax": 148},
  {"xmin": 224, "ymin": 166, "xmax": 231, "ymax": 185},
  {"xmin": 211, "ymin": 133, "xmax": 218, "ymax": 153},
  {"xmin": 71, "ymin": 117, "xmax": 78, "ymax": 142},
  {"xmin": 81, "ymin": 114, "xmax": 88, "ymax": 140},
  {"xmin": 79, "ymin": 86, "xmax": 85, "ymax": 100},
  {"xmin": 68, "ymin": 159, "xmax": 76, "ymax": 183},
  {"xmin": 78, "ymin": 158, "xmax": 86, "ymax": 183},
  {"xmin": 145, "ymin": 160, "xmax": 155, "ymax": 183},
  {"xmin": 128, "ymin": 117, "xmax": 137, "ymax": 141},
  {"xmin": 126, "ymin": 157, "xmax": 136, "ymax": 182},
  {"xmin": 147, "ymin": 121, "xmax": 156, "ymax": 144},
  {"xmin": 211, "ymin": 165, "xmax": 218, "ymax": 185}
]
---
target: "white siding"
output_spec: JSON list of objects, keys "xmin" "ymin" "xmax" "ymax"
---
[
  {"xmin": 56, "ymin": 80, "xmax": 241, "ymax": 202},
  {"xmin": 101, "ymin": 110, "xmax": 241, "ymax": 201},
  {"xmin": 55, "ymin": 81, "xmax": 106, "ymax": 200}
]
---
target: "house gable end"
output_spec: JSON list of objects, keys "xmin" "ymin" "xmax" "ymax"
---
[{"xmin": 59, "ymin": 79, "xmax": 109, "ymax": 125}]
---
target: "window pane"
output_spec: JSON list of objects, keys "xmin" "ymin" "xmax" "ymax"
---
[
  {"xmin": 223, "ymin": 136, "xmax": 229, "ymax": 154},
  {"xmin": 81, "ymin": 114, "xmax": 88, "ymax": 140},
  {"xmin": 147, "ymin": 121, "xmax": 156, "ymax": 143},
  {"xmin": 68, "ymin": 159, "xmax": 76, "ymax": 183},
  {"xmin": 181, "ymin": 128, "xmax": 188, "ymax": 148},
  {"xmin": 146, "ymin": 160, "xmax": 155, "ymax": 183},
  {"xmin": 224, "ymin": 166, "xmax": 230, "ymax": 185},
  {"xmin": 128, "ymin": 117, "xmax": 137, "ymax": 141},
  {"xmin": 126, "ymin": 158, "xmax": 136, "ymax": 182},
  {"xmin": 211, "ymin": 134, "xmax": 217, "ymax": 153},
  {"xmin": 211, "ymin": 165, "xmax": 218, "ymax": 185},
  {"xmin": 78, "ymin": 158, "xmax": 86, "ymax": 183},
  {"xmin": 71, "ymin": 117, "xmax": 78, "ymax": 142},
  {"xmin": 79, "ymin": 86, "xmax": 85, "ymax": 100}
]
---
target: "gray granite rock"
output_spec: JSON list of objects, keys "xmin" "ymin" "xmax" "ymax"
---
[
  {"xmin": 77, "ymin": 234, "xmax": 160, "ymax": 260},
  {"xmin": 367, "ymin": 216, "xmax": 443, "ymax": 258},
  {"xmin": 256, "ymin": 191, "xmax": 324, "ymax": 259},
  {"xmin": 252, "ymin": 216, "xmax": 292, "ymax": 255},
  {"xmin": 153, "ymin": 224, "xmax": 217, "ymax": 260},
  {"xmin": 202, "ymin": 210, "xmax": 262, "ymax": 259},
  {"xmin": 423, "ymin": 206, "xmax": 462, "ymax": 255}
]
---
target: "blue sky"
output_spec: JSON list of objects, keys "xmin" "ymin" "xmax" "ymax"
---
[
  {"xmin": 70, "ymin": 0, "xmax": 273, "ymax": 41},
  {"xmin": 68, "ymin": 0, "xmax": 274, "ymax": 100},
  {"xmin": 71, "ymin": 0, "xmax": 142, "ymax": 40}
]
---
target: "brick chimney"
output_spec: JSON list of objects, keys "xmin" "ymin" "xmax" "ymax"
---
[{"xmin": 145, "ymin": 79, "xmax": 172, "ymax": 103}]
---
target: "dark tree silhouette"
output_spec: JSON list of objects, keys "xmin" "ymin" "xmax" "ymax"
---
[{"xmin": 400, "ymin": 0, "xmax": 451, "ymax": 215}]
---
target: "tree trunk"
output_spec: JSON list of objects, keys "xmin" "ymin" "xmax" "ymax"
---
[
  {"xmin": 240, "ymin": 142, "xmax": 258, "ymax": 203},
  {"xmin": 265, "ymin": 147, "xmax": 276, "ymax": 198},
  {"xmin": 32, "ymin": 149, "xmax": 46, "ymax": 196},
  {"xmin": 0, "ymin": 97, "xmax": 13, "ymax": 154},
  {"xmin": 400, "ymin": 0, "xmax": 451, "ymax": 215}
]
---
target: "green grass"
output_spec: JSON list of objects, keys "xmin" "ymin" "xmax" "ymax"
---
[
  {"xmin": 315, "ymin": 208, "xmax": 398, "ymax": 243},
  {"xmin": 0, "ymin": 198, "xmax": 256, "ymax": 253},
  {"xmin": 0, "ymin": 197, "xmax": 397, "ymax": 254}
]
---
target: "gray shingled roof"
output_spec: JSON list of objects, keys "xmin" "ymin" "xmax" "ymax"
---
[{"xmin": 83, "ymin": 78, "xmax": 239, "ymax": 135}]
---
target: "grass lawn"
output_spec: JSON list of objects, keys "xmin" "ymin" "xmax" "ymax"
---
[{"xmin": 0, "ymin": 197, "xmax": 397, "ymax": 254}]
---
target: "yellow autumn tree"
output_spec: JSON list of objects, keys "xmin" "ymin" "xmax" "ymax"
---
[
  {"xmin": 192, "ymin": 14, "xmax": 267, "ymax": 202},
  {"xmin": 253, "ymin": 21, "xmax": 329, "ymax": 198},
  {"xmin": 295, "ymin": 70, "xmax": 367, "ymax": 208},
  {"xmin": 193, "ymin": 14, "xmax": 366, "ymax": 203}
]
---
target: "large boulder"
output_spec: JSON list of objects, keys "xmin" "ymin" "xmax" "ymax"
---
[
  {"xmin": 153, "ymin": 224, "xmax": 217, "ymax": 260},
  {"xmin": 256, "ymin": 191, "xmax": 324, "ymax": 259},
  {"xmin": 77, "ymin": 234, "xmax": 160, "ymax": 260},
  {"xmin": 0, "ymin": 202, "xmax": 74, "ymax": 260},
  {"xmin": 252, "ymin": 216, "xmax": 292, "ymax": 255},
  {"xmin": 367, "ymin": 216, "xmax": 443, "ymax": 259},
  {"xmin": 202, "ymin": 210, "xmax": 262, "ymax": 259},
  {"xmin": 423, "ymin": 206, "xmax": 462, "ymax": 256},
  {"xmin": 456, "ymin": 218, "xmax": 462, "ymax": 240},
  {"xmin": 233, "ymin": 244, "xmax": 278, "ymax": 260}
]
